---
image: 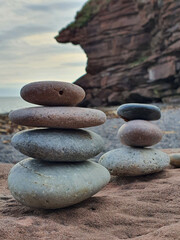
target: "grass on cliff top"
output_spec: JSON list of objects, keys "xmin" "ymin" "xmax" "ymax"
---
[
  {"xmin": 129, "ymin": 55, "xmax": 149, "ymax": 67},
  {"xmin": 65, "ymin": 0, "xmax": 111, "ymax": 30}
]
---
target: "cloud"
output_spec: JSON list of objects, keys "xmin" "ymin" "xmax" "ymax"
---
[
  {"xmin": 25, "ymin": 1, "xmax": 82, "ymax": 12},
  {"xmin": 0, "ymin": 25, "xmax": 52, "ymax": 43},
  {"xmin": 61, "ymin": 62, "xmax": 86, "ymax": 67}
]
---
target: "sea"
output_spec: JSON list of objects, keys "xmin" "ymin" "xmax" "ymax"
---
[{"xmin": 0, "ymin": 97, "xmax": 34, "ymax": 114}]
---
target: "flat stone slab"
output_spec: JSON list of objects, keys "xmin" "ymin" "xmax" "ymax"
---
[
  {"xmin": 9, "ymin": 107, "xmax": 106, "ymax": 128},
  {"xmin": 99, "ymin": 147, "xmax": 170, "ymax": 176},
  {"xmin": 8, "ymin": 158, "xmax": 110, "ymax": 209},
  {"xmin": 118, "ymin": 120, "xmax": 163, "ymax": 147},
  {"xmin": 11, "ymin": 128, "xmax": 104, "ymax": 162},
  {"xmin": 117, "ymin": 103, "xmax": 161, "ymax": 121},
  {"xmin": 20, "ymin": 81, "xmax": 85, "ymax": 106}
]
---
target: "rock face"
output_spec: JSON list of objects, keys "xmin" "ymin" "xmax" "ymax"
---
[{"xmin": 56, "ymin": 0, "xmax": 180, "ymax": 106}]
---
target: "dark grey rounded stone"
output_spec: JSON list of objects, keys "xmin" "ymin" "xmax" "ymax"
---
[
  {"xmin": 99, "ymin": 147, "xmax": 170, "ymax": 176},
  {"xmin": 117, "ymin": 103, "xmax": 161, "ymax": 121},
  {"xmin": 8, "ymin": 158, "xmax": 110, "ymax": 209},
  {"xmin": 11, "ymin": 128, "xmax": 104, "ymax": 162}
]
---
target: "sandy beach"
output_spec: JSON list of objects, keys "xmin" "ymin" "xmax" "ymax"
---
[{"xmin": 0, "ymin": 163, "xmax": 180, "ymax": 240}]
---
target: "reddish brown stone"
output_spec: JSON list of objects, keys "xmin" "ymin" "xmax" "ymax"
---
[
  {"xmin": 9, "ymin": 107, "xmax": 106, "ymax": 128},
  {"xmin": 118, "ymin": 120, "xmax": 163, "ymax": 147},
  {"xmin": 20, "ymin": 81, "xmax": 85, "ymax": 106}
]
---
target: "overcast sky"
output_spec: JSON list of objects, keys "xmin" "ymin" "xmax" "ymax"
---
[{"xmin": 0, "ymin": 0, "xmax": 87, "ymax": 96}]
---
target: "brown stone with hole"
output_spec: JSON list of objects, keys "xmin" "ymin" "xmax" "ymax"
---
[
  {"xmin": 9, "ymin": 107, "xmax": 106, "ymax": 128},
  {"xmin": 118, "ymin": 120, "xmax": 163, "ymax": 147},
  {"xmin": 20, "ymin": 81, "xmax": 85, "ymax": 106}
]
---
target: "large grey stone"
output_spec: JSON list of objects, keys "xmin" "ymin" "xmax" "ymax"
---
[
  {"xmin": 8, "ymin": 158, "xmax": 110, "ymax": 209},
  {"xmin": 11, "ymin": 128, "xmax": 104, "ymax": 162},
  {"xmin": 99, "ymin": 147, "xmax": 170, "ymax": 176}
]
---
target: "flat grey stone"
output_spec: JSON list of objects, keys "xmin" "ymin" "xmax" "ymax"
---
[
  {"xmin": 8, "ymin": 158, "xmax": 110, "ymax": 209},
  {"xmin": 99, "ymin": 147, "xmax": 170, "ymax": 176},
  {"xmin": 11, "ymin": 128, "xmax": 104, "ymax": 162}
]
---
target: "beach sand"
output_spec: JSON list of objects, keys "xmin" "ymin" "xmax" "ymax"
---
[{"xmin": 0, "ymin": 163, "xmax": 180, "ymax": 240}]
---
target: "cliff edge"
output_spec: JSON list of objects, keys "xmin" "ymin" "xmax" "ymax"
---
[{"xmin": 55, "ymin": 0, "xmax": 180, "ymax": 106}]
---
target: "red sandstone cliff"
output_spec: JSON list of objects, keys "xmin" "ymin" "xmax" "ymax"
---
[{"xmin": 55, "ymin": 0, "xmax": 180, "ymax": 106}]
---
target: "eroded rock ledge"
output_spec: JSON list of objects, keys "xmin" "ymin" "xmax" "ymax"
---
[{"xmin": 56, "ymin": 0, "xmax": 180, "ymax": 106}]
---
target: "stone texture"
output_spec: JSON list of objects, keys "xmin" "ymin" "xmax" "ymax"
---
[
  {"xmin": 9, "ymin": 107, "xmax": 106, "ymax": 128},
  {"xmin": 99, "ymin": 147, "xmax": 170, "ymax": 176},
  {"xmin": 56, "ymin": 0, "xmax": 180, "ymax": 106},
  {"xmin": 169, "ymin": 153, "xmax": 180, "ymax": 167},
  {"xmin": 117, "ymin": 103, "xmax": 161, "ymax": 121},
  {"xmin": 11, "ymin": 128, "xmax": 104, "ymax": 162},
  {"xmin": 8, "ymin": 158, "xmax": 110, "ymax": 209},
  {"xmin": 20, "ymin": 81, "xmax": 85, "ymax": 106},
  {"xmin": 118, "ymin": 120, "xmax": 163, "ymax": 147}
]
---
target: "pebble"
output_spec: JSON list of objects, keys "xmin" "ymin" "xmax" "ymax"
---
[
  {"xmin": 99, "ymin": 147, "xmax": 170, "ymax": 176},
  {"xmin": 20, "ymin": 81, "xmax": 85, "ymax": 106},
  {"xmin": 117, "ymin": 103, "xmax": 161, "ymax": 121},
  {"xmin": 8, "ymin": 158, "xmax": 110, "ymax": 209},
  {"xmin": 11, "ymin": 128, "xmax": 104, "ymax": 162},
  {"xmin": 169, "ymin": 153, "xmax": 180, "ymax": 167},
  {"xmin": 118, "ymin": 120, "xmax": 163, "ymax": 147},
  {"xmin": 9, "ymin": 107, "xmax": 106, "ymax": 128}
]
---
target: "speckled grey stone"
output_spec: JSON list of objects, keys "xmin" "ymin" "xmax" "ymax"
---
[
  {"xmin": 99, "ymin": 147, "xmax": 170, "ymax": 176},
  {"xmin": 8, "ymin": 158, "xmax": 110, "ymax": 209},
  {"xmin": 117, "ymin": 103, "xmax": 161, "ymax": 121},
  {"xmin": 169, "ymin": 153, "xmax": 180, "ymax": 167},
  {"xmin": 11, "ymin": 128, "xmax": 104, "ymax": 162}
]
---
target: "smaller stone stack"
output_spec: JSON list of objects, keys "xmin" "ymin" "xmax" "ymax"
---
[
  {"xmin": 8, "ymin": 81, "xmax": 110, "ymax": 209},
  {"xmin": 99, "ymin": 103, "xmax": 170, "ymax": 176}
]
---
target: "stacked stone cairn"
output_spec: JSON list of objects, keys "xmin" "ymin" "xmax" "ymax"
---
[
  {"xmin": 99, "ymin": 103, "xmax": 170, "ymax": 176},
  {"xmin": 8, "ymin": 81, "xmax": 110, "ymax": 209}
]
